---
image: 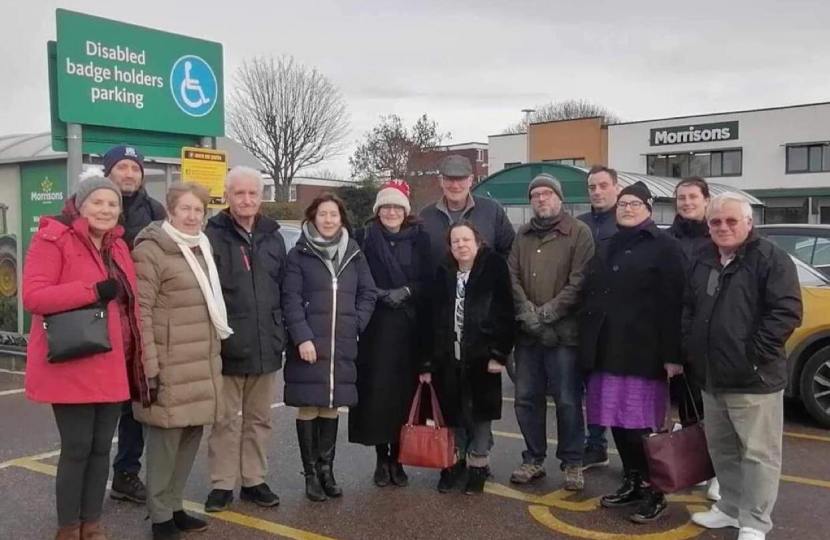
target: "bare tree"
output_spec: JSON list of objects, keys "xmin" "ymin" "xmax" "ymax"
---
[
  {"xmin": 228, "ymin": 56, "xmax": 350, "ymax": 201},
  {"xmin": 349, "ymin": 114, "xmax": 450, "ymax": 180},
  {"xmin": 502, "ymin": 99, "xmax": 622, "ymax": 134},
  {"xmin": 305, "ymin": 168, "xmax": 347, "ymax": 181}
]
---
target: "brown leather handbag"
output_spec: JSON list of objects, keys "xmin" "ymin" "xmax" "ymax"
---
[
  {"xmin": 643, "ymin": 376, "xmax": 715, "ymax": 493},
  {"xmin": 398, "ymin": 382, "xmax": 456, "ymax": 469}
]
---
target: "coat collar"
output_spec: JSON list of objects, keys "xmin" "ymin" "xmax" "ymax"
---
[
  {"xmin": 698, "ymin": 229, "xmax": 761, "ymax": 269},
  {"xmin": 519, "ymin": 211, "xmax": 575, "ymax": 238},
  {"xmin": 208, "ymin": 209, "xmax": 280, "ymax": 238}
]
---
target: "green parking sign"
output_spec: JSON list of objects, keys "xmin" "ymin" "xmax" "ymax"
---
[{"xmin": 56, "ymin": 9, "xmax": 224, "ymax": 137}]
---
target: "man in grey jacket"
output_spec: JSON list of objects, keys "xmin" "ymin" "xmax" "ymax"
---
[{"xmin": 420, "ymin": 155, "xmax": 515, "ymax": 271}]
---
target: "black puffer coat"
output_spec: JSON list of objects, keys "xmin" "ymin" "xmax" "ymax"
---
[
  {"xmin": 422, "ymin": 247, "xmax": 516, "ymax": 426},
  {"xmin": 282, "ymin": 233, "xmax": 377, "ymax": 408},
  {"xmin": 667, "ymin": 215, "xmax": 710, "ymax": 264},
  {"xmin": 348, "ymin": 222, "xmax": 432, "ymax": 446},
  {"xmin": 205, "ymin": 211, "xmax": 287, "ymax": 375},
  {"xmin": 120, "ymin": 188, "xmax": 166, "ymax": 249},
  {"xmin": 578, "ymin": 222, "xmax": 686, "ymax": 380},
  {"xmin": 682, "ymin": 231, "xmax": 802, "ymax": 394}
]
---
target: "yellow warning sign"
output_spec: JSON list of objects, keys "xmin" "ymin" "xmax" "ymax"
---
[{"xmin": 181, "ymin": 146, "xmax": 227, "ymax": 207}]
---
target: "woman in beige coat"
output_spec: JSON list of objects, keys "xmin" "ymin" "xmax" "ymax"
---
[{"xmin": 133, "ymin": 182, "xmax": 230, "ymax": 540}]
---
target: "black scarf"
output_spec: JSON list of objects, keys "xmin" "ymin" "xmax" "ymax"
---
[
  {"xmin": 529, "ymin": 212, "xmax": 562, "ymax": 237},
  {"xmin": 363, "ymin": 220, "xmax": 420, "ymax": 288}
]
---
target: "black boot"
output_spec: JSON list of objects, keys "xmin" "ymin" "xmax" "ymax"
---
[
  {"xmin": 600, "ymin": 471, "xmax": 645, "ymax": 508},
  {"xmin": 629, "ymin": 488, "xmax": 668, "ymax": 523},
  {"xmin": 388, "ymin": 443, "xmax": 408, "ymax": 487},
  {"xmin": 464, "ymin": 466, "xmax": 489, "ymax": 496},
  {"xmin": 316, "ymin": 417, "xmax": 343, "ymax": 498},
  {"xmin": 373, "ymin": 448, "xmax": 391, "ymax": 487},
  {"xmin": 437, "ymin": 459, "xmax": 466, "ymax": 493},
  {"xmin": 173, "ymin": 510, "xmax": 208, "ymax": 532},
  {"xmin": 151, "ymin": 520, "xmax": 180, "ymax": 540},
  {"xmin": 296, "ymin": 419, "xmax": 327, "ymax": 502}
]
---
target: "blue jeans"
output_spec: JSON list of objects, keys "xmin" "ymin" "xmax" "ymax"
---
[
  {"xmin": 514, "ymin": 344, "xmax": 584, "ymax": 466},
  {"xmin": 585, "ymin": 424, "xmax": 608, "ymax": 450},
  {"xmin": 113, "ymin": 401, "xmax": 144, "ymax": 475}
]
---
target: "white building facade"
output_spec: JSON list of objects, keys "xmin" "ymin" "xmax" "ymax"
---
[
  {"xmin": 487, "ymin": 133, "xmax": 526, "ymax": 174},
  {"xmin": 608, "ymin": 102, "xmax": 830, "ymax": 224}
]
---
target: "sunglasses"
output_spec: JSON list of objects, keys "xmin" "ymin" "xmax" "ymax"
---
[{"xmin": 708, "ymin": 217, "xmax": 745, "ymax": 228}]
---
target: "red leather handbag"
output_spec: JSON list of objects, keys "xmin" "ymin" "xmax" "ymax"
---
[
  {"xmin": 398, "ymin": 382, "xmax": 456, "ymax": 469},
  {"xmin": 643, "ymin": 377, "xmax": 715, "ymax": 493}
]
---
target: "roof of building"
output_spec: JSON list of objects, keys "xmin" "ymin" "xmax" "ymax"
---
[
  {"xmin": 0, "ymin": 132, "xmax": 264, "ymax": 169},
  {"xmin": 608, "ymin": 101, "xmax": 830, "ymax": 127},
  {"xmin": 472, "ymin": 162, "xmax": 763, "ymax": 206}
]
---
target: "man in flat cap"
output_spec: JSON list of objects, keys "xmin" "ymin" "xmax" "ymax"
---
[{"xmin": 420, "ymin": 155, "xmax": 515, "ymax": 272}]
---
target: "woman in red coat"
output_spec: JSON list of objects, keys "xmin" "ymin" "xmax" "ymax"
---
[{"xmin": 24, "ymin": 176, "xmax": 149, "ymax": 540}]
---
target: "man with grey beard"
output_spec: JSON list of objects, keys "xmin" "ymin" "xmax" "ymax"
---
[{"xmin": 508, "ymin": 174, "xmax": 594, "ymax": 491}]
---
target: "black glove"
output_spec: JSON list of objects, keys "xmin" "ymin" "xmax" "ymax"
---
[
  {"xmin": 95, "ymin": 279, "xmax": 120, "ymax": 303},
  {"xmin": 385, "ymin": 287, "xmax": 410, "ymax": 308}
]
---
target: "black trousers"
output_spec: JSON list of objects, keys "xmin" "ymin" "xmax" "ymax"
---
[
  {"xmin": 113, "ymin": 400, "xmax": 144, "ymax": 475},
  {"xmin": 52, "ymin": 403, "xmax": 120, "ymax": 526},
  {"xmin": 611, "ymin": 427, "xmax": 652, "ymax": 479}
]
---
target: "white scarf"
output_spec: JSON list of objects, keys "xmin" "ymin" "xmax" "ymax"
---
[{"xmin": 161, "ymin": 220, "xmax": 234, "ymax": 340}]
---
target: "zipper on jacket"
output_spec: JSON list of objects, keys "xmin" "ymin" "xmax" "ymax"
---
[{"xmin": 330, "ymin": 277, "xmax": 338, "ymax": 408}]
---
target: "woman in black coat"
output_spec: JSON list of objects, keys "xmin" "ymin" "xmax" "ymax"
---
[
  {"xmin": 420, "ymin": 221, "xmax": 516, "ymax": 496},
  {"xmin": 579, "ymin": 182, "xmax": 686, "ymax": 524},
  {"xmin": 348, "ymin": 180, "xmax": 432, "ymax": 488},
  {"xmin": 282, "ymin": 193, "xmax": 377, "ymax": 502}
]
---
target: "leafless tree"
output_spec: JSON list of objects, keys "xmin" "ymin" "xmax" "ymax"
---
[
  {"xmin": 349, "ymin": 114, "xmax": 449, "ymax": 180},
  {"xmin": 502, "ymin": 99, "xmax": 622, "ymax": 134},
  {"xmin": 305, "ymin": 168, "xmax": 347, "ymax": 181},
  {"xmin": 228, "ymin": 56, "xmax": 350, "ymax": 201}
]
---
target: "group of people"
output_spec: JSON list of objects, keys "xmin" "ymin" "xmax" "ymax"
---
[{"xmin": 23, "ymin": 145, "xmax": 802, "ymax": 540}]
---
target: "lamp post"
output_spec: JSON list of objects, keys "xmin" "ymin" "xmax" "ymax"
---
[{"xmin": 521, "ymin": 108, "xmax": 535, "ymax": 163}]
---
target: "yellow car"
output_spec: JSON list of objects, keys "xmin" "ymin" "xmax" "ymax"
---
[{"xmin": 787, "ymin": 257, "xmax": 830, "ymax": 427}]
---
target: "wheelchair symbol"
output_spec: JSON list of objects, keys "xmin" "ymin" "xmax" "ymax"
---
[{"xmin": 170, "ymin": 55, "xmax": 218, "ymax": 117}]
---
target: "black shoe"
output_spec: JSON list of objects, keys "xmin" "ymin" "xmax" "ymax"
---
[
  {"xmin": 629, "ymin": 489, "xmax": 668, "ymax": 523},
  {"xmin": 437, "ymin": 460, "xmax": 466, "ymax": 493},
  {"xmin": 111, "ymin": 471, "xmax": 147, "ymax": 503},
  {"xmin": 316, "ymin": 417, "xmax": 343, "ymax": 498},
  {"xmin": 296, "ymin": 420, "xmax": 327, "ymax": 502},
  {"xmin": 389, "ymin": 462, "xmax": 409, "ymax": 487},
  {"xmin": 464, "ymin": 466, "xmax": 489, "ymax": 496},
  {"xmin": 204, "ymin": 489, "xmax": 233, "ymax": 513},
  {"xmin": 152, "ymin": 519, "xmax": 180, "ymax": 540},
  {"xmin": 373, "ymin": 456, "xmax": 391, "ymax": 487},
  {"xmin": 582, "ymin": 445, "xmax": 610, "ymax": 471},
  {"xmin": 240, "ymin": 483, "xmax": 280, "ymax": 507},
  {"xmin": 600, "ymin": 472, "xmax": 645, "ymax": 508},
  {"xmin": 173, "ymin": 510, "xmax": 208, "ymax": 532}
]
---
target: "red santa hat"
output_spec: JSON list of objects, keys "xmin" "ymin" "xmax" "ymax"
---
[{"xmin": 373, "ymin": 179, "xmax": 412, "ymax": 216}]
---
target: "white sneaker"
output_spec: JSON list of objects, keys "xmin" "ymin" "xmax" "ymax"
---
[
  {"xmin": 707, "ymin": 477, "xmax": 721, "ymax": 502},
  {"xmin": 737, "ymin": 527, "xmax": 765, "ymax": 540},
  {"xmin": 691, "ymin": 505, "xmax": 739, "ymax": 529}
]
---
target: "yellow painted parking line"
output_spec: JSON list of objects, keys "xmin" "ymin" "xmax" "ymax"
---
[
  {"xmin": 492, "ymin": 430, "xmax": 620, "ymax": 456},
  {"xmin": 183, "ymin": 501, "xmax": 341, "ymax": 540},
  {"xmin": 528, "ymin": 504, "xmax": 708, "ymax": 540},
  {"xmin": 781, "ymin": 474, "xmax": 830, "ymax": 489},
  {"xmin": 783, "ymin": 431, "xmax": 830, "ymax": 443}
]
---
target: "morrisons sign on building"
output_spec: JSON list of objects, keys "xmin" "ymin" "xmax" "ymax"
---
[{"xmin": 650, "ymin": 121, "xmax": 739, "ymax": 146}]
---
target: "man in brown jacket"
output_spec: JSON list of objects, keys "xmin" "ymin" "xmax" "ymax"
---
[{"xmin": 508, "ymin": 173, "xmax": 594, "ymax": 491}]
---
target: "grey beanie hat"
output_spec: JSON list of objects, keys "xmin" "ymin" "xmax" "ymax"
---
[
  {"xmin": 75, "ymin": 176, "xmax": 123, "ymax": 209},
  {"xmin": 528, "ymin": 173, "xmax": 564, "ymax": 201}
]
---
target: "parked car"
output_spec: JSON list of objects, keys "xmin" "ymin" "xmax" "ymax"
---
[
  {"xmin": 279, "ymin": 224, "xmax": 301, "ymax": 251},
  {"xmin": 758, "ymin": 224, "xmax": 830, "ymax": 277}
]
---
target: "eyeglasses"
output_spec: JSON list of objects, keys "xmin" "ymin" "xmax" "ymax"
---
[
  {"xmin": 708, "ymin": 217, "xmax": 745, "ymax": 228},
  {"xmin": 617, "ymin": 201, "xmax": 646, "ymax": 210},
  {"xmin": 379, "ymin": 205, "xmax": 405, "ymax": 213},
  {"xmin": 530, "ymin": 190, "xmax": 556, "ymax": 202}
]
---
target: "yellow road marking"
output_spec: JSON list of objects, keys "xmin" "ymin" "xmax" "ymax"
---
[
  {"xmin": 783, "ymin": 431, "xmax": 830, "ymax": 443},
  {"xmin": 492, "ymin": 430, "xmax": 620, "ymax": 456},
  {"xmin": 528, "ymin": 504, "xmax": 708, "ymax": 540},
  {"xmin": 183, "ymin": 501, "xmax": 341, "ymax": 540},
  {"xmin": 781, "ymin": 474, "xmax": 830, "ymax": 489}
]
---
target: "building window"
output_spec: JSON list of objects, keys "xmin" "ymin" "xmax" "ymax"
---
[
  {"xmin": 543, "ymin": 158, "xmax": 586, "ymax": 167},
  {"xmin": 504, "ymin": 162, "xmax": 521, "ymax": 169},
  {"xmin": 647, "ymin": 150, "xmax": 742, "ymax": 178},
  {"xmin": 787, "ymin": 144, "xmax": 830, "ymax": 173},
  {"xmin": 289, "ymin": 184, "xmax": 297, "ymax": 202}
]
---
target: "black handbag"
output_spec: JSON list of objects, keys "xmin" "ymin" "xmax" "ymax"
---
[{"xmin": 44, "ymin": 302, "xmax": 113, "ymax": 363}]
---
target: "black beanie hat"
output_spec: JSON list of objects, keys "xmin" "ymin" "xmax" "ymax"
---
[
  {"xmin": 103, "ymin": 144, "xmax": 145, "ymax": 179},
  {"xmin": 618, "ymin": 181, "xmax": 653, "ymax": 211}
]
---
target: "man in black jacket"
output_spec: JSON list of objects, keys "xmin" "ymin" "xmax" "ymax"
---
[
  {"xmin": 576, "ymin": 165, "xmax": 621, "ymax": 471},
  {"xmin": 104, "ymin": 143, "xmax": 166, "ymax": 504},
  {"xmin": 203, "ymin": 166, "xmax": 287, "ymax": 512},
  {"xmin": 684, "ymin": 195, "xmax": 802, "ymax": 540}
]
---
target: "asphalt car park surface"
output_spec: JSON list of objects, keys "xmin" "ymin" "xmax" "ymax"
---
[{"xmin": 2, "ymin": 368, "xmax": 830, "ymax": 540}]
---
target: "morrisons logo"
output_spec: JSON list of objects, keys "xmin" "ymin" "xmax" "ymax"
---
[
  {"xmin": 31, "ymin": 178, "xmax": 64, "ymax": 202},
  {"xmin": 650, "ymin": 121, "xmax": 739, "ymax": 146}
]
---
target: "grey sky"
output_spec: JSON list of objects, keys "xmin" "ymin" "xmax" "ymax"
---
[{"xmin": 2, "ymin": 0, "xmax": 829, "ymax": 177}]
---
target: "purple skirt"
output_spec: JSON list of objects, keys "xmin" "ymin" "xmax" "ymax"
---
[{"xmin": 586, "ymin": 372, "xmax": 668, "ymax": 430}]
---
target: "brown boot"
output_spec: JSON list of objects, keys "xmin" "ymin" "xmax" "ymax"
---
[
  {"xmin": 55, "ymin": 524, "xmax": 81, "ymax": 540},
  {"xmin": 80, "ymin": 521, "xmax": 109, "ymax": 540}
]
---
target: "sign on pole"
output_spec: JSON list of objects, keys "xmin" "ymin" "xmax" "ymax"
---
[
  {"xmin": 181, "ymin": 147, "xmax": 227, "ymax": 207},
  {"xmin": 56, "ymin": 9, "xmax": 224, "ymax": 137}
]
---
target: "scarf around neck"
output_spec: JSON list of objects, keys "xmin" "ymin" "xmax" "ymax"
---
[
  {"xmin": 529, "ymin": 211, "xmax": 563, "ymax": 236},
  {"xmin": 161, "ymin": 221, "xmax": 233, "ymax": 339},
  {"xmin": 302, "ymin": 221, "xmax": 350, "ymax": 276},
  {"xmin": 364, "ymin": 220, "xmax": 420, "ymax": 288}
]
